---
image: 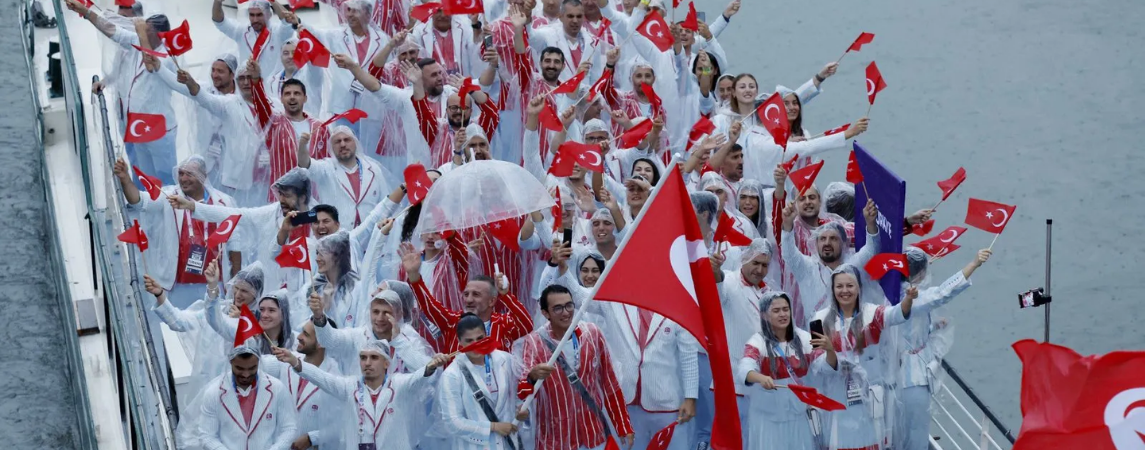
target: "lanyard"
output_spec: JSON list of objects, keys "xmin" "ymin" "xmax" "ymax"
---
[{"xmin": 773, "ymin": 341, "xmax": 802, "ymax": 383}]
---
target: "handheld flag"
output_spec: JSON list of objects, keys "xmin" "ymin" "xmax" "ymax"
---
[
  {"xmin": 321, "ymin": 109, "xmax": 368, "ymax": 128},
  {"xmin": 937, "ymin": 167, "xmax": 967, "ymax": 201},
  {"xmin": 788, "ymin": 384, "xmax": 846, "ymax": 411},
  {"xmin": 847, "ymin": 32, "xmax": 875, "ymax": 52},
  {"xmin": 551, "ymin": 71, "xmax": 586, "ymax": 95},
  {"xmin": 275, "ymin": 237, "xmax": 311, "ymax": 270},
  {"xmin": 846, "ymin": 150, "xmax": 863, "ymax": 184},
  {"xmin": 865, "ymin": 253, "xmax": 909, "ymax": 280},
  {"xmin": 234, "ymin": 304, "xmax": 266, "ymax": 347},
  {"xmin": 207, "ymin": 215, "xmax": 242, "ymax": 248},
  {"xmin": 457, "ymin": 335, "xmax": 500, "ymax": 355},
  {"xmin": 714, "ymin": 212, "xmax": 752, "ymax": 247},
  {"xmin": 403, "ymin": 164, "xmax": 433, "ymax": 205},
  {"xmin": 617, "ymin": 119, "xmax": 654, "ymax": 149},
  {"xmin": 865, "ymin": 62, "xmax": 887, "ymax": 105},
  {"xmin": 486, "ymin": 217, "xmax": 524, "ymax": 252},
  {"xmin": 681, "ymin": 3, "xmax": 699, "ymax": 32},
  {"xmin": 757, "ymin": 92, "xmax": 790, "ymax": 149},
  {"xmin": 117, "ymin": 219, "xmax": 149, "ymax": 251},
  {"xmin": 132, "ymin": 165, "xmax": 163, "ymax": 200},
  {"xmin": 636, "ymin": 10, "xmax": 674, "ymax": 52},
  {"xmin": 125, "ymin": 112, "xmax": 167, "ymax": 144},
  {"xmin": 788, "ymin": 160, "xmax": 824, "ymax": 196},
  {"xmin": 158, "ymin": 20, "xmax": 193, "ymax": 56},
  {"xmin": 965, "ymin": 198, "xmax": 1016, "ymax": 234}
]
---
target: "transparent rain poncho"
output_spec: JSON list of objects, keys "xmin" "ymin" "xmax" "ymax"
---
[
  {"xmin": 823, "ymin": 181, "xmax": 856, "ymax": 222},
  {"xmin": 736, "ymin": 179, "xmax": 771, "ymax": 238},
  {"xmin": 312, "ymin": 230, "xmax": 365, "ymax": 328},
  {"xmin": 415, "ymin": 160, "xmax": 553, "ymax": 234}
]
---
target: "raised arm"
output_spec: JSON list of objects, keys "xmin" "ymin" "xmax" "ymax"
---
[{"xmin": 401, "ymin": 243, "xmax": 460, "ymax": 333}]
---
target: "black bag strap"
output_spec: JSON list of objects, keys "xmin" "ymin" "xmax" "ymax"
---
[
  {"xmin": 459, "ymin": 362, "xmax": 523, "ymax": 450},
  {"xmin": 541, "ymin": 336, "xmax": 613, "ymax": 438}
]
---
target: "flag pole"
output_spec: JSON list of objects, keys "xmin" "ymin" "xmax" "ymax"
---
[
  {"xmin": 987, "ymin": 233, "xmax": 1000, "ymax": 251},
  {"xmin": 835, "ymin": 49, "xmax": 849, "ymax": 65},
  {"xmin": 930, "ymin": 197, "xmax": 944, "ymax": 212},
  {"xmin": 514, "ymin": 160, "xmax": 685, "ymax": 423},
  {"xmin": 140, "ymin": 249, "xmax": 150, "ymax": 275},
  {"xmin": 865, "ymin": 101, "xmax": 874, "ymax": 117}
]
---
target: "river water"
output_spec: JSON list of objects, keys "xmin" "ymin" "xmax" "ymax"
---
[{"xmin": 695, "ymin": 0, "xmax": 1145, "ymax": 429}]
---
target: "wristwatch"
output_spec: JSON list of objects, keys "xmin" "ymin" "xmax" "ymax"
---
[
  {"xmin": 815, "ymin": 73, "xmax": 825, "ymax": 83},
  {"xmin": 471, "ymin": 21, "xmax": 482, "ymax": 29}
]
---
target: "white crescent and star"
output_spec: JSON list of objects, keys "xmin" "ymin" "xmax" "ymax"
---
[
  {"xmin": 129, "ymin": 119, "xmax": 147, "ymax": 137},
  {"xmin": 239, "ymin": 316, "xmax": 254, "ymax": 333},
  {"xmin": 669, "ymin": 235, "xmax": 708, "ymax": 305},
  {"xmin": 866, "ymin": 78, "xmax": 876, "ymax": 96},
  {"xmin": 460, "ymin": 0, "xmax": 477, "ymax": 9},
  {"xmin": 763, "ymin": 104, "xmax": 782, "ymax": 125},
  {"xmin": 216, "ymin": 219, "xmax": 235, "ymax": 236},
  {"xmin": 294, "ymin": 246, "xmax": 308, "ymax": 264},
  {"xmin": 580, "ymin": 149, "xmax": 602, "ymax": 168},
  {"xmin": 1103, "ymin": 387, "xmax": 1145, "ymax": 448},
  {"xmin": 644, "ymin": 20, "xmax": 665, "ymax": 39},
  {"xmin": 939, "ymin": 229, "xmax": 959, "ymax": 243},
  {"xmin": 172, "ymin": 34, "xmax": 188, "ymax": 51},
  {"xmin": 298, "ymin": 37, "xmax": 314, "ymax": 53},
  {"xmin": 990, "ymin": 208, "xmax": 1010, "ymax": 227},
  {"xmin": 887, "ymin": 259, "xmax": 904, "ymax": 269}
]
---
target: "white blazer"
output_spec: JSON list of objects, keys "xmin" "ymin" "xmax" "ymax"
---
[
  {"xmin": 437, "ymin": 350, "xmax": 522, "ymax": 450},
  {"xmin": 259, "ymin": 355, "xmax": 343, "ymax": 449},
  {"xmin": 198, "ymin": 371, "xmax": 298, "ymax": 450},
  {"xmin": 172, "ymin": 84, "xmax": 263, "ymax": 192},
  {"xmin": 589, "ymin": 302, "xmax": 699, "ymax": 412},
  {"xmin": 313, "ymin": 322, "xmax": 434, "ymax": 377},
  {"xmin": 215, "ymin": 16, "xmax": 296, "ymax": 76},
  {"xmin": 305, "ymin": 25, "xmax": 390, "ymax": 114},
  {"xmin": 526, "ymin": 24, "xmax": 605, "ymax": 83},
  {"xmin": 105, "ymin": 27, "xmax": 183, "ymax": 130},
  {"xmin": 125, "ymin": 185, "xmax": 238, "ymax": 290},
  {"xmin": 192, "ymin": 201, "xmax": 301, "ymax": 292},
  {"xmin": 412, "ymin": 19, "xmax": 482, "ymax": 78},
  {"xmin": 306, "ymin": 156, "xmax": 390, "ymax": 228}
]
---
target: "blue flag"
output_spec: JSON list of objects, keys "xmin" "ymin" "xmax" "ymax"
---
[{"xmin": 852, "ymin": 142, "xmax": 907, "ymax": 305}]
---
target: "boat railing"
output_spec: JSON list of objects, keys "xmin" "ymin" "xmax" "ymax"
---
[
  {"xmin": 40, "ymin": 0, "xmax": 180, "ymax": 446},
  {"xmin": 928, "ymin": 360, "xmax": 1017, "ymax": 450}
]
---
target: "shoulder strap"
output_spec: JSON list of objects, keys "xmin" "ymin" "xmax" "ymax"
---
[
  {"xmin": 541, "ymin": 336, "xmax": 613, "ymax": 438},
  {"xmin": 459, "ymin": 363, "xmax": 521, "ymax": 450}
]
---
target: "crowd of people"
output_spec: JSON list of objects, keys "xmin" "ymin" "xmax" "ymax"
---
[{"xmin": 66, "ymin": 0, "xmax": 997, "ymax": 448}]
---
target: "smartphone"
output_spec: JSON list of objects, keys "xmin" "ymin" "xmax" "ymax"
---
[
  {"xmin": 290, "ymin": 209, "xmax": 319, "ymax": 226},
  {"xmin": 562, "ymin": 228, "xmax": 573, "ymax": 246},
  {"xmin": 809, "ymin": 319, "xmax": 824, "ymax": 338},
  {"xmin": 696, "ymin": 11, "xmax": 706, "ymax": 23},
  {"xmin": 483, "ymin": 35, "xmax": 494, "ymax": 49}
]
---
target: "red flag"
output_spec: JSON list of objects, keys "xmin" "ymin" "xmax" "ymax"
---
[
  {"xmin": 207, "ymin": 215, "xmax": 242, "ymax": 248},
  {"xmin": 636, "ymin": 10, "xmax": 674, "ymax": 52},
  {"xmin": 865, "ymin": 253, "xmax": 908, "ymax": 280},
  {"xmin": 548, "ymin": 151, "xmax": 577, "ymax": 177},
  {"xmin": 788, "ymin": 384, "xmax": 846, "ymax": 411},
  {"xmin": 1011, "ymin": 339, "xmax": 1145, "ymax": 450},
  {"xmin": 686, "ymin": 116, "xmax": 716, "ymax": 152},
  {"xmin": 617, "ymin": 119, "xmax": 654, "ymax": 149},
  {"xmin": 937, "ymin": 167, "xmax": 967, "ymax": 201},
  {"xmin": 551, "ymin": 187, "xmax": 563, "ymax": 233},
  {"xmin": 780, "ymin": 153, "xmax": 800, "ymax": 173},
  {"xmin": 410, "ymin": 2, "xmax": 442, "ymax": 22},
  {"xmin": 604, "ymin": 436, "xmax": 620, "ymax": 450},
  {"xmin": 457, "ymin": 335, "xmax": 500, "ymax": 355},
  {"xmin": 287, "ymin": 0, "xmax": 316, "ymax": 8},
  {"xmin": 846, "ymin": 150, "xmax": 863, "ymax": 184},
  {"xmin": 442, "ymin": 0, "xmax": 483, "ymax": 15},
  {"xmin": 646, "ymin": 422, "xmax": 678, "ymax": 450},
  {"xmin": 865, "ymin": 61, "xmax": 887, "ymax": 105},
  {"xmin": 671, "ymin": 0, "xmax": 680, "ymax": 7},
  {"xmin": 114, "ymin": 0, "xmax": 134, "ymax": 6},
  {"xmin": 965, "ymin": 198, "xmax": 1017, "ymax": 234},
  {"xmin": 294, "ymin": 29, "xmax": 331, "ymax": 68},
  {"xmin": 756, "ymin": 92, "xmax": 790, "ymax": 149},
  {"xmin": 124, "ymin": 112, "xmax": 167, "ymax": 143},
  {"xmin": 562, "ymin": 141, "xmax": 604, "ymax": 173},
  {"xmin": 680, "ymin": 2, "xmax": 699, "ymax": 32},
  {"xmin": 486, "ymin": 217, "xmax": 523, "ymax": 252},
  {"xmin": 538, "ymin": 103, "xmax": 563, "ymax": 131},
  {"xmin": 132, "ymin": 165, "xmax": 163, "ymax": 200},
  {"xmin": 587, "ymin": 70, "xmax": 610, "ymax": 102},
  {"xmin": 788, "ymin": 160, "xmax": 823, "ymax": 196},
  {"xmin": 638, "ymin": 83, "xmax": 662, "ymax": 117},
  {"xmin": 250, "ymin": 27, "xmax": 270, "ymax": 61},
  {"xmin": 593, "ymin": 167, "xmax": 743, "ymax": 450},
  {"xmin": 117, "ymin": 219, "xmax": 149, "ymax": 251},
  {"xmin": 403, "ymin": 163, "xmax": 433, "ymax": 205},
  {"xmin": 457, "ymin": 77, "xmax": 482, "ymax": 107},
  {"xmin": 931, "ymin": 243, "xmax": 961, "ymax": 260},
  {"xmin": 823, "ymin": 123, "xmax": 851, "ymax": 136},
  {"xmin": 910, "ymin": 219, "xmax": 935, "ymax": 236},
  {"xmin": 847, "ymin": 32, "xmax": 875, "ymax": 52},
  {"xmin": 234, "ymin": 304, "xmax": 266, "ymax": 347},
  {"xmin": 714, "ymin": 212, "xmax": 752, "ymax": 247},
  {"xmin": 275, "ymin": 236, "xmax": 311, "ymax": 270},
  {"xmin": 321, "ymin": 108, "xmax": 369, "ymax": 128},
  {"xmin": 158, "ymin": 20, "xmax": 193, "ymax": 57},
  {"xmin": 593, "ymin": 17, "xmax": 612, "ymax": 44},
  {"xmin": 76, "ymin": 0, "xmax": 94, "ymax": 15},
  {"xmin": 131, "ymin": 44, "xmax": 168, "ymax": 58},
  {"xmin": 551, "ymin": 71, "xmax": 586, "ymax": 95},
  {"xmin": 911, "ymin": 226, "xmax": 967, "ymax": 257}
]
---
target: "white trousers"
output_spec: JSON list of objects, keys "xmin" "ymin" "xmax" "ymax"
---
[{"xmin": 627, "ymin": 406, "xmax": 694, "ymax": 450}]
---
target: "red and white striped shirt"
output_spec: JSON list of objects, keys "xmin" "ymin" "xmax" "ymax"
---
[
  {"xmin": 600, "ymin": 72, "xmax": 671, "ymax": 164},
  {"xmin": 411, "ymin": 93, "xmax": 500, "ymax": 168},
  {"xmin": 517, "ymin": 323, "xmax": 634, "ymax": 450},
  {"xmin": 251, "ymin": 77, "xmax": 330, "ymax": 201},
  {"xmin": 409, "ymin": 279, "xmax": 533, "ymax": 353}
]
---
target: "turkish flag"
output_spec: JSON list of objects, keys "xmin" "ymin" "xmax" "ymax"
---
[
  {"xmin": 593, "ymin": 167, "xmax": 743, "ymax": 450},
  {"xmin": 538, "ymin": 103, "xmax": 563, "ymax": 132},
  {"xmin": 117, "ymin": 219, "xmax": 149, "ymax": 252},
  {"xmin": 781, "ymin": 153, "xmax": 800, "ymax": 173},
  {"xmin": 587, "ymin": 70, "xmax": 610, "ymax": 102},
  {"xmin": 114, "ymin": 0, "xmax": 133, "ymax": 6},
  {"xmin": 604, "ymin": 436, "xmax": 620, "ymax": 450},
  {"xmin": 788, "ymin": 160, "xmax": 823, "ymax": 196},
  {"xmin": 681, "ymin": 2, "xmax": 699, "ymax": 31},
  {"xmin": 321, "ymin": 108, "xmax": 368, "ymax": 128},
  {"xmin": 714, "ymin": 212, "xmax": 752, "ymax": 247},
  {"xmin": 866, "ymin": 61, "xmax": 888, "ymax": 105},
  {"xmin": 132, "ymin": 165, "xmax": 163, "ymax": 200},
  {"xmin": 646, "ymin": 422, "xmax": 678, "ymax": 450},
  {"xmin": 207, "ymin": 215, "xmax": 242, "ymax": 248},
  {"xmin": 234, "ymin": 304, "xmax": 266, "ymax": 347},
  {"xmin": 551, "ymin": 71, "xmax": 586, "ymax": 95},
  {"xmin": 404, "ymin": 163, "xmax": 433, "ymax": 205},
  {"xmin": 686, "ymin": 116, "xmax": 716, "ymax": 152},
  {"xmin": 637, "ymin": 10, "xmax": 674, "ymax": 52},
  {"xmin": 548, "ymin": 151, "xmax": 577, "ymax": 177},
  {"xmin": 410, "ymin": 2, "xmax": 442, "ymax": 22},
  {"xmin": 486, "ymin": 217, "xmax": 523, "ymax": 252},
  {"xmin": 457, "ymin": 77, "xmax": 482, "ymax": 106},
  {"xmin": 287, "ymin": 0, "xmax": 315, "ymax": 9},
  {"xmin": 1012, "ymin": 339, "xmax": 1145, "ymax": 450},
  {"xmin": 756, "ymin": 92, "xmax": 790, "ymax": 149},
  {"xmin": 158, "ymin": 20, "xmax": 193, "ymax": 57},
  {"xmin": 910, "ymin": 218, "xmax": 935, "ymax": 236},
  {"xmin": 559, "ymin": 141, "xmax": 604, "ymax": 173},
  {"xmin": 131, "ymin": 44, "xmax": 168, "ymax": 58},
  {"xmin": 442, "ymin": 0, "xmax": 483, "ymax": 15},
  {"xmin": 911, "ymin": 226, "xmax": 967, "ymax": 257},
  {"xmin": 124, "ymin": 112, "xmax": 166, "ymax": 143},
  {"xmin": 938, "ymin": 167, "xmax": 967, "ymax": 201},
  {"xmin": 250, "ymin": 27, "xmax": 270, "ymax": 61},
  {"xmin": 865, "ymin": 253, "xmax": 908, "ymax": 280},
  {"xmin": 639, "ymin": 83, "xmax": 662, "ymax": 118},
  {"xmin": 824, "ymin": 123, "xmax": 851, "ymax": 136},
  {"xmin": 965, "ymin": 198, "xmax": 1017, "ymax": 234},
  {"xmin": 457, "ymin": 335, "xmax": 500, "ymax": 355},
  {"xmin": 847, "ymin": 32, "xmax": 876, "ymax": 52},
  {"xmin": 275, "ymin": 236, "xmax": 311, "ymax": 270},
  {"xmin": 294, "ymin": 29, "xmax": 331, "ymax": 68},
  {"xmin": 551, "ymin": 186, "xmax": 563, "ymax": 232},
  {"xmin": 593, "ymin": 17, "xmax": 612, "ymax": 44},
  {"xmin": 788, "ymin": 384, "xmax": 846, "ymax": 411},
  {"xmin": 617, "ymin": 118, "xmax": 654, "ymax": 149},
  {"xmin": 846, "ymin": 150, "xmax": 863, "ymax": 184}
]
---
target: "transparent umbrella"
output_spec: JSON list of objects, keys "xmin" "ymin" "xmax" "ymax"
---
[{"xmin": 416, "ymin": 160, "xmax": 552, "ymax": 234}]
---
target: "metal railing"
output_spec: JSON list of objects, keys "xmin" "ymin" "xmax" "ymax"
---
[{"xmin": 928, "ymin": 360, "xmax": 1017, "ymax": 450}]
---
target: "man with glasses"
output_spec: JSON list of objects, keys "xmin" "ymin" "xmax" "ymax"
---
[{"xmin": 518, "ymin": 285, "xmax": 635, "ymax": 450}]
